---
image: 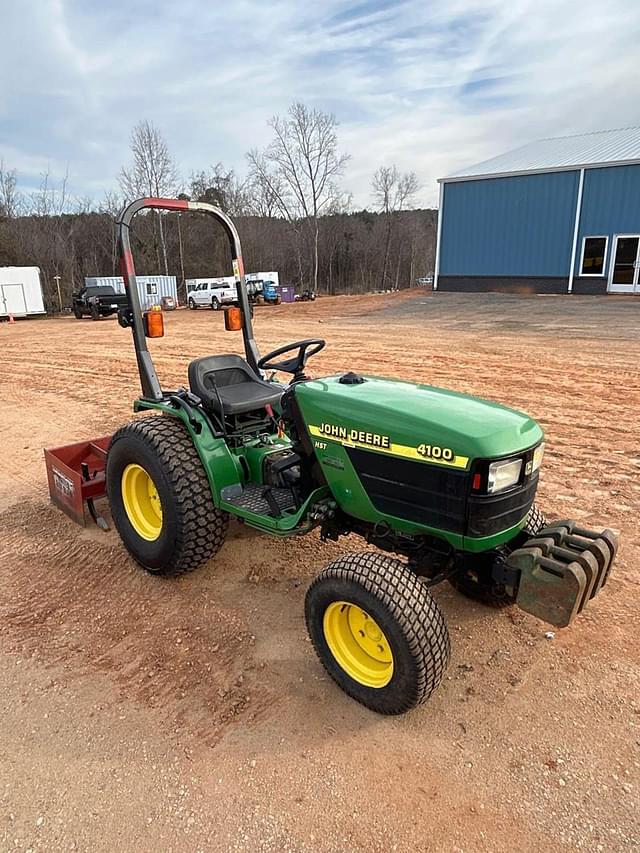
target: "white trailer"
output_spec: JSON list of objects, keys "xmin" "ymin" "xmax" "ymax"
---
[
  {"xmin": 84, "ymin": 275, "xmax": 178, "ymax": 311},
  {"xmin": 0, "ymin": 267, "xmax": 46, "ymax": 318}
]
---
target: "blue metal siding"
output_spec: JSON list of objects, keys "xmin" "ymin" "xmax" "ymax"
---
[
  {"xmin": 578, "ymin": 164, "xmax": 640, "ymax": 239},
  {"xmin": 440, "ymin": 171, "xmax": 579, "ymax": 276}
]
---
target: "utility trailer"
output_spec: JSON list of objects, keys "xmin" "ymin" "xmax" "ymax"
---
[{"xmin": 0, "ymin": 266, "xmax": 46, "ymax": 318}]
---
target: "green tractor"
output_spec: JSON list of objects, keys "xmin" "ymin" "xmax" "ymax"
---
[{"xmin": 107, "ymin": 198, "xmax": 617, "ymax": 715}]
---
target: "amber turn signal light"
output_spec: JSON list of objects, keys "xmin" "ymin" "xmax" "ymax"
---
[
  {"xmin": 224, "ymin": 306, "xmax": 243, "ymax": 331},
  {"xmin": 143, "ymin": 308, "xmax": 164, "ymax": 338}
]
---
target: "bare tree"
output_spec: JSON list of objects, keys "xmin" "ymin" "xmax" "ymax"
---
[
  {"xmin": 100, "ymin": 191, "xmax": 125, "ymax": 273},
  {"xmin": 0, "ymin": 162, "xmax": 21, "ymax": 218},
  {"xmin": 245, "ymin": 167, "xmax": 284, "ymax": 218},
  {"xmin": 188, "ymin": 164, "xmax": 249, "ymax": 215},
  {"xmin": 30, "ymin": 168, "xmax": 69, "ymax": 217},
  {"xmin": 247, "ymin": 102, "xmax": 349, "ymax": 292},
  {"xmin": 372, "ymin": 165, "xmax": 419, "ymax": 289},
  {"xmin": 118, "ymin": 120, "xmax": 179, "ymax": 274}
]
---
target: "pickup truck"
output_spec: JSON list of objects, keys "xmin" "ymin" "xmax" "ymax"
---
[
  {"xmin": 73, "ymin": 285, "xmax": 129, "ymax": 320},
  {"xmin": 187, "ymin": 281, "xmax": 238, "ymax": 310}
]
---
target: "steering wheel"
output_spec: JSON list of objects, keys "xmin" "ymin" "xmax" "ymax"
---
[{"xmin": 257, "ymin": 338, "xmax": 325, "ymax": 379}]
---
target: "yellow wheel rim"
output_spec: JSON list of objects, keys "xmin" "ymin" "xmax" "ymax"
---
[
  {"xmin": 121, "ymin": 463, "xmax": 163, "ymax": 541},
  {"xmin": 323, "ymin": 601, "xmax": 394, "ymax": 688}
]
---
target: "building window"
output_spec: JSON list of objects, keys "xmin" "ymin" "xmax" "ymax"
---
[
  {"xmin": 580, "ymin": 237, "xmax": 608, "ymax": 276},
  {"xmin": 146, "ymin": 282, "xmax": 158, "ymax": 295}
]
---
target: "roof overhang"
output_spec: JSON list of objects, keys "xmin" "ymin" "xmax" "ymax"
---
[{"xmin": 439, "ymin": 157, "xmax": 640, "ymax": 184}]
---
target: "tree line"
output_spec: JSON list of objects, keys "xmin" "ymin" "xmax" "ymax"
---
[{"xmin": 0, "ymin": 104, "xmax": 436, "ymax": 312}]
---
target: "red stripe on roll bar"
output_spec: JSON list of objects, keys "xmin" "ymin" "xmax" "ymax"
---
[
  {"xmin": 143, "ymin": 197, "xmax": 190, "ymax": 210},
  {"xmin": 120, "ymin": 249, "xmax": 135, "ymax": 280}
]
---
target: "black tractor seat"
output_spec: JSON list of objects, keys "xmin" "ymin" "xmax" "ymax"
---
[{"xmin": 188, "ymin": 354, "xmax": 283, "ymax": 417}]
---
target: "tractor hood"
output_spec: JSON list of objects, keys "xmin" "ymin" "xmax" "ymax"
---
[{"xmin": 295, "ymin": 374, "xmax": 543, "ymax": 468}]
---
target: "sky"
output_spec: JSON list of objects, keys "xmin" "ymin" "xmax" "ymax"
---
[{"xmin": 1, "ymin": 0, "xmax": 640, "ymax": 208}]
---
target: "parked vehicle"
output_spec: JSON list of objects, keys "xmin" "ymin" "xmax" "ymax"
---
[
  {"xmin": 73, "ymin": 285, "xmax": 128, "ymax": 320},
  {"xmin": 0, "ymin": 266, "xmax": 46, "ymax": 318},
  {"xmin": 262, "ymin": 280, "xmax": 280, "ymax": 304},
  {"xmin": 186, "ymin": 279, "xmax": 238, "ymax": 310},
  {"xmin": 84, "ymin": 275, "xmax": 178, "ymax": 312},
  {"xmin": 296, "ymin": 289, "xmax": 316, "ymax": 302},
  {"xmin": 248, "ymin": 278, "xmax": 280, "ymax": 305}
]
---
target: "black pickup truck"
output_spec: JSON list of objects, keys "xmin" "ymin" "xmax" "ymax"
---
[{"xmin": 72, "ymin": 285, "xmax": 129, "ymax": 320}]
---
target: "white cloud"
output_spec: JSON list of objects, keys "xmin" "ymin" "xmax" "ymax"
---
[{"xmin": 1, "ymin": 0, "xmax": 639, "ymax": 206}]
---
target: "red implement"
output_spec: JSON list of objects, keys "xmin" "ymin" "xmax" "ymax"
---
[{"xmin": 44, "ymin": 436, "xmax": 112, "ymax": 527}]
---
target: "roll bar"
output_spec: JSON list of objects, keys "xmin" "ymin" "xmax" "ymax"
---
[{"xmin": 116, "ymin": 197, "xmax": 260, "ymax": 400}]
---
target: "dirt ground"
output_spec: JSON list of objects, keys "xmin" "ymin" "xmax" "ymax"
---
[{"xmin": 0, "ymin": 290, "xmax": 638, "ymax": 852}]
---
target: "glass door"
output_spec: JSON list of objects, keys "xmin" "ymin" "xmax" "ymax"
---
[{"xmin": 608, "ymin": 235, "xmax": 640, "ymax": 293}]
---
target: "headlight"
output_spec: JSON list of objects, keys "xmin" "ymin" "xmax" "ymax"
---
[
  {"xmin": 532, "ymin": 442, "xmax": 545, "ymax": 473},
  {"xmin": 487, "ymin": 458, "xmax": 522, "ymax": 493}
]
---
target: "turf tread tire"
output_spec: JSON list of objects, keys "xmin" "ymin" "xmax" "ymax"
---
[
  {"xmin": 107, "ymin": 416, "xmax": 228, "ymax": 576},
  {"xmin": 305, "ymin": 551, "xmax": 451, "ymax": 715}
]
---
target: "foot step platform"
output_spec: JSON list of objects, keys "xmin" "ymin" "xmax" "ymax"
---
[
  {"xmin": 506, "ymin": 521, "xmax": 618, "ymax": 627},
  {"xmin": 225, "ymin": 483, "xmax": 297, "ymax": 517}
]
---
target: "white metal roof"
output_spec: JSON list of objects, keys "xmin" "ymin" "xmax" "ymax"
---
[{"xmin": 441, "ymin": 127, "xmax": 640, "ymax": 183}]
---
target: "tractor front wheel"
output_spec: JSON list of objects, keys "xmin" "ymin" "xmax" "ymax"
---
[
  {"xmin": 305, "ymin": 552, "xmax": 450, "ymax": 715},
  {"xmin": 106, "ymin": 416, "xmax": 228, "ymax": 575}
]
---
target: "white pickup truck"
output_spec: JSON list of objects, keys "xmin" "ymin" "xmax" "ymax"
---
[{"xmin": 186, "ymin": 278, "xmax": 238, "ymax": 311}]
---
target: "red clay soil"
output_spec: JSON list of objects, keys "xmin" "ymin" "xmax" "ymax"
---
[{"xmin": 0, "ymin": 291, "xmax": 638, "ymax": 852}]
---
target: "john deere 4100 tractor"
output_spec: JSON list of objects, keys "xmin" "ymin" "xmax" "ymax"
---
[{"xmin": 106, "ymin": 198, "xmax": 617, "ymax": 715}]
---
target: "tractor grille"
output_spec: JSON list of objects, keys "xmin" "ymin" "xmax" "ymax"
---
[
  {"xmin": 346, "ymin": 447, "xmax": 468, "ymax": 534},
  {"xmin": 347, "ymin": 447, "xmax": 539, "ymax": 539},
  {"xmin": 466, "ymin": 475, "xmax": 538, "ymax": 537}
]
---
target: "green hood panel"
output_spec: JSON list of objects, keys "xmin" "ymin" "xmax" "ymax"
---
[{"xmin": 296, "ymin": 375, "xmax": 543, "ymax": 465}]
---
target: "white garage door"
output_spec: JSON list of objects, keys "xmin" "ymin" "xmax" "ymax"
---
[{"xmin": 1, "ymin": 284, "xmax": 27, "ymax": 316}]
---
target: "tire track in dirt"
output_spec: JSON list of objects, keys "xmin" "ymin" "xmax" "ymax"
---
[{"xmin": 0, "ymin": 500, "xmax": 278, "ymax": 747}]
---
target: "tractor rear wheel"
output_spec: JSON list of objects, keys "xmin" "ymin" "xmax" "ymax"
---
[
  {"xmin": 106, "ymin": 416, "xmax": 228, "ymax": 575},
  {"xmin": 305, "ymin": 552, "xmax": 450, "ymax": 715},
  {"xmin": 448, "ymin": 503, "xmax": 548, "ymax": 607}
]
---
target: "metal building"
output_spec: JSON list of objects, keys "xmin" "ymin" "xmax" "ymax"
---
[
  {"xmin": 84, "ymin": 275, "xmax": 178, "ymax": 310},
  {"xmin": 435, "ymin": 127, "xmax": 640, "ymax": 295}
]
